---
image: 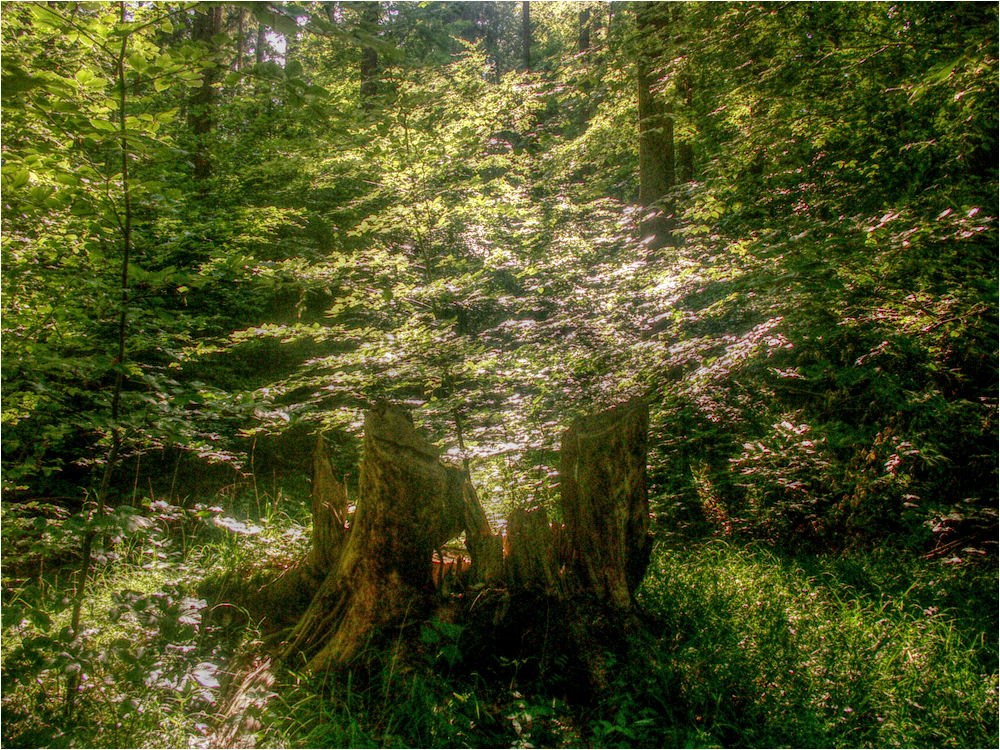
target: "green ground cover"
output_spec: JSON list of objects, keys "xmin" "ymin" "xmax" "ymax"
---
[{"xmin": 5, "ymin": 495, "xmax": 994, "ymax": 748}]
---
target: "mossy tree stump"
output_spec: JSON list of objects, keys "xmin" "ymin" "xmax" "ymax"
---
[
  {"xmin": 559, "ymin": 396, "xmax": 652, "ymax": 607},
  {"xmin": 279, "ymin": 397, "xmax": 652, "ymax": 675}
]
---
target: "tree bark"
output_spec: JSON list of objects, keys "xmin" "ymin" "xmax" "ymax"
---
[
  {"xmin": 521, "ymin": 1, "xmax": 531, "ymax": 72},
  {"xmin": 506, "ymin": 506, "xmax": 560, "ymax": 592},
  {"xmin": 578, "ymin": 7, "xmax": 591, "ymax": 55},
  {"xmin": 255, "ymin": 22, "xmax": 267, "ymax": 65},
  {"xmin": 281, "ymin": 402, "xmax": 479, "ymax": 671},
  {"xmin": 359, "ymin": 1, "xmax": 380, "ymax": 108},
  {"xmin": 559, "ymin": 397, "xmax": 652, "ymax": 608},
  {"xmin": 235, "ymin": 8, "xmax": 245, "ymax": 71},
  {"xmin": 307, "ymin": 434, "xmax": 349, "ymax": 579},
  {"xmin": 676, "ymin": 71, "xmax": 695, "ymax": 182},
  {"xmin": 459, "ymin": 475, "xmax": 504, "ymax": 583},
  {"xmin": 636, "ymin": 2, "xmax": 674, "ymax": 249},
  {"xmin": 189, "ymin": 5, "xmax": 223, "ymax": 181}
]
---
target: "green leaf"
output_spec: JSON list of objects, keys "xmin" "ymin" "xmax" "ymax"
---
[
  {"xmin": 1, "ymin": 68, "xmax": 45, "ymax": 96},
  {"xmin": 419, "ymin": 624, "xmax": 441, "ymax": 644},
  {"xmin": 127, "ymin": 53, "xmax": 148, "ymax": 73},
  {"xmin": 6, "ymin": 169, "xmax": 31, "ymax": 189}
]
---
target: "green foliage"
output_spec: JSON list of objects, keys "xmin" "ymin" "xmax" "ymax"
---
[
  {"xmin": 1, "ymin": 2, "xmax": 997, "ymax": 747},
  {"xmin": 631, "ymin": 541, "xmax": 998, "ymax": 748},
  {"xmin": 1, "ymin": 539, "xmax": 230, "ymax": 748},
  {"xmin": 245, "ymin": 540, "xmax": 997, "ymax": 749}
]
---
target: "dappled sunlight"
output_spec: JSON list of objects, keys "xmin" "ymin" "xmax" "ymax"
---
[{"xmin": 2, "ymin": 0, "xmax": 995, "ymax": 746}]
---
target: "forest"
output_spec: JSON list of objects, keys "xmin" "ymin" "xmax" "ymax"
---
[{"xmin": 1, "ymin": 1, "xmax": 997, "ymax": 748}]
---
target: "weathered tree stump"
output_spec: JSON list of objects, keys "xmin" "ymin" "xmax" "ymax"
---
[
  {"xmin": 281, "ymin": 401, "xmax": 486, "ymax": 671},
  {"xmin": 279, "ymin": 397, "xmax": 651, "ymax": 676},
  {"xmin": 461, "ymin": 479, "xmax": 504, "ymax": 583},
  {"xmin": 506, "ymin": 506, "xmax": 561, "ymax": 592},
  {"xmin": 559, "ymin": 396, "xmax": 652, "ymax": 607},
  {"xmin": 306, "ymin": 433, "xmax": 349, "ymax": 579}
]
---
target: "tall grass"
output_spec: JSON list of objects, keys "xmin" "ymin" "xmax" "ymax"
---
[{"xmin": 632, "ymin": 540, "xmax": 999, "ymax": 748}]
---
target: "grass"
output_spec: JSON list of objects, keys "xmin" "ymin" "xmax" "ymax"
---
[
  {"xmin": 632, "ymin": 540, "xmax": 999, "ymax": 748},
  {"xmin": 0, "ymin": 487, "xmax": 307, "ymax": 749},
  {"xmin": 3, "ymin": 486, "xmax": 997, "ymax": 749},
  {"xmin": 252, "ymin": 539, "xmax": 997, "ymax": 749}
]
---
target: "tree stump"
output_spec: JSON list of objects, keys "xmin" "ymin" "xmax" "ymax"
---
[
  {"xmin": 506, "ymin": 506, "xmax": 561, "ymax": 592},
  {"xmin": 461, "ymin": 479, "xmax": 504, "ymax": 583},
  {"xmin": 279, "ymin": 397, "xmax": 651, "ymax": 676},
  {"xmin": 559, "ymin": 397, "xmax": 652, "ymax": 608},
  {"xmin": 306, "ymin": 434, "xmax": 349, "ymax": 579},
  {"xmin": 281, "ymin": 401, "xmax": 486, "ymax": 671}
]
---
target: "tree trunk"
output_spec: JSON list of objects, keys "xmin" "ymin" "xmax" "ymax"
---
[
  {"xmin": 281, "ymin": 402, "xmax": 479, "ymax": 671},
  {"xmin": 235, "ymin": 8, "xmax": 245, "ymax": 71},
  {"xmin": 521, "ymin": 1, "xmax": 531, "ymax": 72},
  {"xmin": 255, "ymin": 22, "xmax": 267, "ymax": 65},
  {"xmin": 460, "ymin": 476, "xmax": 504, "ymax": 583},
  {"xmin": 676, "ymin": 71, "xmax": 695, "ymax": 183},
  {"xmin": 578, "ymin": 7, "xmax": 591, "ymax": 55},
  {"xmin": 189, "ymin": 5, "xmax": 223, "ymax": 181},
  {"xmin": 636, "ymin": 3, "xmax": 674, "ymax": 250},
  {"xmin": 559, "ymin": 397, "xmax": 652, "ymax": 608},
  {"xmin": 506, "ymin": 506, "xmax": 561, "ymax": 592},
  {"xmin": 307, "ymin": 434, "xmax": 349, "ymax": 579},
  {"xmin": 359, "ymin": 2, "xmax": 380, "ymax": 108}
]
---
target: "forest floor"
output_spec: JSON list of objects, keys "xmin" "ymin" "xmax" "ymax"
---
[{"xmin": 2, "ymin": 488, "xmax": 997, "ymax": 749}]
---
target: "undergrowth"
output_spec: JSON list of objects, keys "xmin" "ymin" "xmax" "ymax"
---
[
  {"xmin": 3, "ymin": 483, "xmax": 996, "ymax": 749},
  {"xmin": 0, "ymin": 487, "xmax": 307, "ymax": 749},
  {"xmin": 253, "ymin": 539, "xmax": 998, "ymax": 749}
]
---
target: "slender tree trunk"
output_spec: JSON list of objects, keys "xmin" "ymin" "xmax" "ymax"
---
[
  {"xmin": 521, "ymin": 1, "xmax": 531, "ymax": 72},
  {"xmin": 672, "ymin": 1, "xmax": 695, "ymax": 184},
  {"xmin": 359, "ymin": 1, "xmax": 380, "ymax": 108},
  {"xmin": 578, "ymin": 7, "xmax": 591, "ymax": 55},
  {"xmin": 235, "ymin": 8, "xmax": 245, "ymax": 71},
  {"xmin": 68, "ymin": 3, "xmax": 135, "ymax": 712},
  {"xmin": 677, "ymin": 136, "xmax": 694, "ymax": 182},
  {"xmin": 636, "ymin": 2, "xmax": 674, "ymax": 249}
]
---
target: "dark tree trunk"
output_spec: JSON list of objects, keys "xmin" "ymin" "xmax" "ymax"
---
[
  {"xmin": 636, "ymin": 2, "xmax": 674, "ymax": 249},
  {"xmin": 676, "ymin": 71, "xmax": 695, "ymax": 183},
  {"xmin": 307, "ymin": 434, "xmax": 349, "ymax": 579},
  {"xmin": 189, "ymin": 5, "xmax": 223, "ymax": 181},
  {"xmin": 235, "ymin": 8, "xmax": 245, "ymax": 71},
  {"xmin": 677, "ymin": 141, "xmax": 694, "ymax": 183},
  {"xmin": 578, "ymin": 7, "xmax": 591, "ymax": 55},
  {"xmin": 359, "ymin": 1, "xmax": 380, "ymax": 108},
  {"xmin": 521, "ymin": 1, "xmax": 531, "ymax": 72},
  {"xmin": 506, "ymin": 506, "xmax": 561, "ymax": 592},
  {"xmin": 255, "ymin": 22, "xmax": 267, "ymax": 65},
  {"xmin": 559, "ymin": 397, "xmax": 652, "ymax": 607}
]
